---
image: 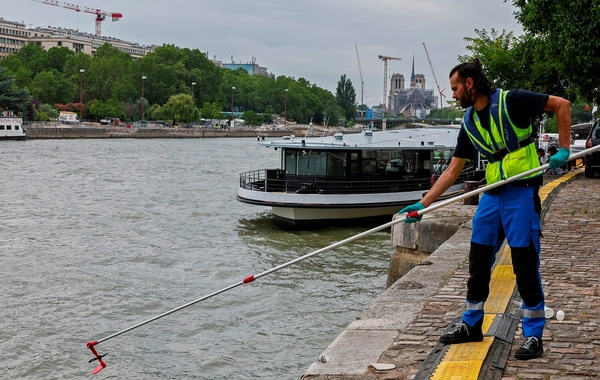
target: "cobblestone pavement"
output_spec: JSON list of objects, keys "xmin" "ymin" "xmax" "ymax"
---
[{"xmin": 502, "ymin": 175, "xmax": 600, "ymax": 379}]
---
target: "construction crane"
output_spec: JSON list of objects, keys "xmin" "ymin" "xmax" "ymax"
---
[
  {"xmin": 355, "ymin": 44, "xmax": 365, "ymax": 107},
  {"xmin": 378, "ymin": 55, "xmax": 401, "ymax": 114},
  {"xmin": 29, "ymin": 0, "xmax": 123, "ymax": 36},
  {"xmin": 422, "ymin": 42, "xmax": 446, "ymax": 109}
]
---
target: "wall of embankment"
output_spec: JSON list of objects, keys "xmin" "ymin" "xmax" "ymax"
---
[{"xmin": 26, "ymin": 127, "xmax": 293, "ymax": 139}]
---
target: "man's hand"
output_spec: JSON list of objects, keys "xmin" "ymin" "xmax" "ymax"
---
[
  {"xmin": 398, "ymin": 202, "xmax": 425, "ymax": 223},
  {"xmin": 549, "ymin": 148, "xmax": 570, "ymax": 169}
]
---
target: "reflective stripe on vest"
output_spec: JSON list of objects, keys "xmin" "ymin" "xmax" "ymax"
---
[{"xmin": 461, "ymin": 89, "xmax": 540, "ymax": 184}]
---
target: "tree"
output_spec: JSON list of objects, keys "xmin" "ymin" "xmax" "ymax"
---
[
  {"xmin": 199, "ymin": 101, "xmax": 222, "ymax": 121},
  {"xmin": 161, "ymin": 93, "xmax": 199, "ymax": 124},
  {"xmin": 242, "ymin": 110, "xmax": 260, "ymax": 126},
  {"xmin": 0, "ymin": 67, "xmax": 31, "ymax": 117},
  {"xmin": 459, "ymin": 29, "xmax": 568, "ymax": 100},
  {"xmin": 510, "ymin": 0, "xmax": 600, "ymax": 102},
  {"xmin": 36, "ymin": 103, "xmax": 59, "ymax": 121},
  {"xmin": 30, "ymin": 69, "xmax": 75, "ymax": 104},
  {"xmin": 323, "ymin": 98, "xmax": 343, "ymax": 126},
  {"xmin": 335, "ymin": 74, "xmax": 357, "ymax": 123}
]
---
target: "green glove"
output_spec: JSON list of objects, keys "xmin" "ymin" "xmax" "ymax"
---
[
  {"xmin": 549, "ymin": 147, "xmax": 570, "ymax": 169},
  {"xmin": 398, "ymin": 202, "xmax": 425, "ymax": 224}
]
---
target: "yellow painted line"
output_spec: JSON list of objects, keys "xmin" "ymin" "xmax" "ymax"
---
[
  {"xmin": 482, "ymin": 314, "xmax": 495, "ymax": 334},
  {"xmin": 429, "ymin": 173, "xmax": 577, "ymax": 379},
  {"xmin": 431, "ymin": 337, "xmax": 494, "ymax": 380}
]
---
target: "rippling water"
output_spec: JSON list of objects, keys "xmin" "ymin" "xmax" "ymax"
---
[{"xmin": 0, "ymin": 138, "xmax": 393, "ymax": 379}]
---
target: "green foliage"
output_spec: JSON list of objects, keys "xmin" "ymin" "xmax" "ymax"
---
[
  {"xmin": 510, "ymin": 0, "xmax": 600, "ymax": 102},
  {"xmin": 1, "ymin": 43, "xmax": 338, "ymax": 122},
  {"xmin": 0, "ymin": 67, "xmax": 31, "ymax": 117},
  {"xmin": 335, "ymin": 74, "xmax": 357, "ymax": 121},
  {"xmin": 242, "ymin": 110, "xmax": 260, "ymax": 126},
  {"xmin": 323, "ymin": 98, "xmax": 343, "ymax": 126},
  {"xmin": 199, "ymin": 101, "xmax": 223, "ymax": 121},
  {"xmin": 30, "ymin": 69, "xmax": 74, "ymax": 104},
  {"xmin": 161, "ymin": 93, "xmax": 199, "ymax": 124},
  {"xmin": 428, "ymin": 107, "xmax": 465, "ymax": 119},
  {"xmin": 461, "ymin": 2, "xmax": 600, "ymax": 104},
  {"xmin": 36, "ymin": 103, "xmax": 59, "ymax": 121}
]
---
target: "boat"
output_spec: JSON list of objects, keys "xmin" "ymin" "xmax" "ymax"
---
[
  {"xmin": 0, "ymin": 111, "xmax": 26, "ymax": 140},
  {"xmin": 237, "ymin": 125, "xmax": 480, "ymax": 227}
]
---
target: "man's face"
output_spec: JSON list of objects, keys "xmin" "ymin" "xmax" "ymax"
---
[{"xmin": 450, "ymin": 72, "xmax": 473, "ymax": 108}]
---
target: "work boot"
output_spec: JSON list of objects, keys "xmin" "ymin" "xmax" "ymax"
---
[
  {"xmin": 439, "ymin": 318, "xmax": 483, "ymax": 344},
  {"xmin": 514, "ymin": 336, "xmax": 543, "ymax": 360}
]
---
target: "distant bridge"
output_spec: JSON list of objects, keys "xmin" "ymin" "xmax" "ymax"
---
[{"xmin": 355, "ymin": 118, "xmax": 460, "ymax": 129}]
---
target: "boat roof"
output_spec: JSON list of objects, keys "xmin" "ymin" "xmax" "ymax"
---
[{"xmin": 260, "ymin": 125, "xmax": 461, "ymax": 150}]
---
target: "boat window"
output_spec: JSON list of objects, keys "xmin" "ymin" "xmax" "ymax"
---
[
  {"xmin": 297, "ymin": 150, "xmax": 326, "ymax": 176},
  {"xmin": 363, "ymin": 159, "xmax": 377, "ymax": 173},
  {"xmin": 327, "ymin": 151, "xmax": 346, "ymax": 177},
  {"xmin": 363, "ymin": 150, "xmax": 377, "ymax": 159},
  {"xmin": 284, "ymin": 150, "xmax": 297, "ymax": 175},
  {"xmin": 433, "ymin": 149, "xmax": 454, "ymax": 175},
  {"xmin": 6, "ymin": 125, "xmax": 11, "ymax": 130},
  {"xmin": 0, "ymin": 125, "xmax": 4, "ymax": 130},
  {"xmin": 15, "ymin": 125, "xmax": 19, "ymax": 130}
]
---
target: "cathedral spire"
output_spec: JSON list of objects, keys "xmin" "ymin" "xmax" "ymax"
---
[{"xmin": 411, "ymin": 54, "xmax": 415, "ymax": 81}]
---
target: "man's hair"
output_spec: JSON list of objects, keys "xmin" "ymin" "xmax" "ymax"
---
[{"xmin": 449, "ymin": 58, "xmax": 495, "ymax": 95}]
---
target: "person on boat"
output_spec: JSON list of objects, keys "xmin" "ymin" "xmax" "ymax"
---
[{"xmin": 399, "ymin": 58, "xmax": 571, "ymax": 361}]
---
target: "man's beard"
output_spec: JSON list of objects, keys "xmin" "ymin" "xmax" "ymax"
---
[{"xmin": 458, "ymin": 92, "xmax": 474, "ymax": 108}]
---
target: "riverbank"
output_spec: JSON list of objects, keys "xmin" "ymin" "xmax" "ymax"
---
[{"xmin": 24, "ymin": 123, "xmax": 359, "ymax": 139}]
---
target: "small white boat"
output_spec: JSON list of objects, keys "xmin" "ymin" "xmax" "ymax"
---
[
  {"xmin": 0, "ymin": 111, "xmax": 26, "ymax": 140},
  {"xmin": 237, "ymin": 125, "xmax": 480, "ymax": 227}
]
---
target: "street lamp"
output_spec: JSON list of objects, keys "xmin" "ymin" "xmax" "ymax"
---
[
  {"xmin": 191, "ymin": 82, "xmax": 196, "ymax": 102},
  {"xmin": 141, "ymin": 76, "xmax": 146, "ymax": 120},
  {"xmin": 231, "ymin": 86, "xmax": 236, "ymax": 121},
  {"xmin": 79, "ymin": 69, "xmax": 85, "ymax": 122},
  {"xmin": 284, "ymin": 88, "xmax": 289, "ymax": 126}
]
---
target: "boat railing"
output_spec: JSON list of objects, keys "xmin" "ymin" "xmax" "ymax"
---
[{"xmin": 240, "ymin": 169, "xmax": 477, "ymax": 195}]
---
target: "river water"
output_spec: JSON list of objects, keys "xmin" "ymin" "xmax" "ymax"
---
[{"xmin": 0, "ymin": 138, "xmax": 393, "ymax": 379}]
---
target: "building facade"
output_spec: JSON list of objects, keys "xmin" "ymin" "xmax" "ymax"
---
[
  {"xmin": 0, "ymin": 17, "xmax": 155, "ymax": 61},
  {"xmin": 389, "ymin": 56, "xmax": 438, "ymax": 117},
  {"xmin": 222, "ymin": 56, "xmax": 272, "ymax": 77},
  {"xmin": 0, "ymin": 18, "xmax": 30, "ymax": 60}
]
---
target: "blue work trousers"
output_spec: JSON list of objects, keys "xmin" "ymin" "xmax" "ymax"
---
[{"xmin": 463, "ymin": 184, "xmax": 545, "ymax": 338}]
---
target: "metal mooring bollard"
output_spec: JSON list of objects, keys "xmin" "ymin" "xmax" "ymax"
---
[{"xmin": 463, "ymin": 181, "xmax": 480, "ymax": 205}]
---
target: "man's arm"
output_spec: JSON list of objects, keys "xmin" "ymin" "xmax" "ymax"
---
[
  {"xmin": 543, "ymin": 95, "xmax": 571, "ymax": 150},
  {"xmin": 420, "ymin": 157, "xmax": 467, "ymax": 207}
]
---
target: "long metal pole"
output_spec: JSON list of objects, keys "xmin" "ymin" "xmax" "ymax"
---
[{"xmin": 87, "ymin": 145, "xmax": 600, "ymax": 371}]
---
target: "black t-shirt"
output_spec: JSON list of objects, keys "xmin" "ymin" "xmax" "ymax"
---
[{"xmin": 453, "ymin": 89, "xmax": 550, "ymax": 159}]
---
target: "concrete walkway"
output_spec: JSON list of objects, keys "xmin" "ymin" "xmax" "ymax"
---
[{"xmin": 302, "ymin": 170, "xmax": 600, "ymax": 380}]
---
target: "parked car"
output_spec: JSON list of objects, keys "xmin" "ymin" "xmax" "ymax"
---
[{"xmin": 584, "ymin": 120, "xmax": 600, "ymax": 178}]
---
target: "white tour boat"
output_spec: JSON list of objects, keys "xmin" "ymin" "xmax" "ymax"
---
[
  {"xmin": 0, "ymin": 111, "xmax": 26, "ymax": 140},
  {"xmin": 237, "ymin": 126, "xmax": 479, "ymax": 227}
]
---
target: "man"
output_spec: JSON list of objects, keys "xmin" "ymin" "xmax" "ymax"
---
[{"xmin": 399, "ymin": 58, "xmax": 571, "ymax": 360}]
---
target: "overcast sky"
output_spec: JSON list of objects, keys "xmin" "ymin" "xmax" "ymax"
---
[{"xmin": 5, "ymin": 0, "xmax": 523, "ymax": 107}]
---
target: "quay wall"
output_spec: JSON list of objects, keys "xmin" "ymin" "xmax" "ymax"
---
[{"xmin": 26, "ymin": 127, "xmax": 293, "ymax": 139}]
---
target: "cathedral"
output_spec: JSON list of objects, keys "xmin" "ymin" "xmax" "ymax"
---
[{"xmin": 389, "ymin": 56, "xmax": 438, "ymax": 118}]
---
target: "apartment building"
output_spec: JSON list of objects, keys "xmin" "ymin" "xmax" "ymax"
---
[{"xmin": 0, "ymin": 17, "xmax": 154, "ymax": 60}]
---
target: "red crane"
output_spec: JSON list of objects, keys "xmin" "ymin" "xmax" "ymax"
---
[{"xmin": 29, "ymin": 0, "xmax": 122, "ymax": 36}]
